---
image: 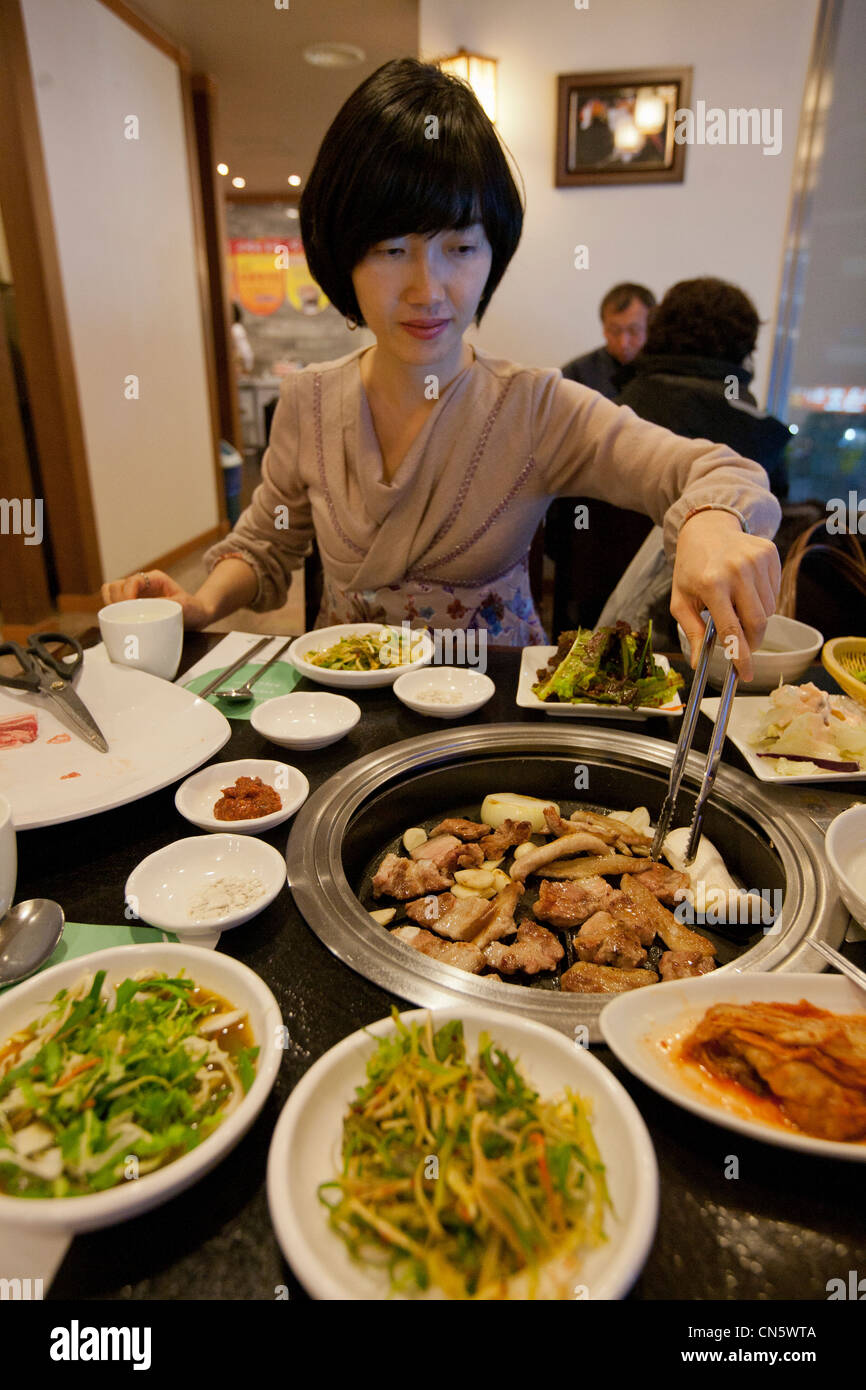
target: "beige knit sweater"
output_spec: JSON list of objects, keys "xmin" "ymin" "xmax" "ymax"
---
[{"xmin": 205, "ymin": 346, "xmax": 781, "ymax": 640}]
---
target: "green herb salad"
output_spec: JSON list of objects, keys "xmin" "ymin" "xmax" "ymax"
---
[{"xmin": 0, "ymin": 970, "xmax": 258, "ymax": 1199}]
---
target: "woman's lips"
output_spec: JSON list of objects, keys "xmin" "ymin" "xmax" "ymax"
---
[{"xmin": 400, "ymin": 320, "xmax": 450, "ymax": 339}]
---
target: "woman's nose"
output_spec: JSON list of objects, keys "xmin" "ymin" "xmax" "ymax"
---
[{"xmin": 405, "ymin": 250, "xmax": 445, "ymax": 304}]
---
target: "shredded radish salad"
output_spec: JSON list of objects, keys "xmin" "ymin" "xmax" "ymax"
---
[{"xmin": 0, "ymin": 970, "xmax": 258, "ymax": 1198}]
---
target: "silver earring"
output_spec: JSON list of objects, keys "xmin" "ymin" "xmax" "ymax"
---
[{"xmin": 346, "ymin": 315, "xmax": 358, "ymax": 331}]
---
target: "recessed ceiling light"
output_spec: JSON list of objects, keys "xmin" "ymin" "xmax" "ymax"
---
[
  {"xmin": 303, "ymin": 42, "xmax": 365, "ymax": 68},
  {"xmin": 217, "ymin": 162, "xmax": 229, "ymax": 176},
  {"xmin": 232, "ymin": 176, "xmax": 246, "ymax": 188},
  {"xmin": 286, "ymin": 208, "xmax": 299, "ymax": 219},
  {"xmin": 288, "ymin": 174, "xmax": 302, "ymax": 187}
]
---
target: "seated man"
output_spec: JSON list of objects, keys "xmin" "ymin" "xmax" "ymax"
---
[
  {"xmin": 561, "ymin": 282, "xmax": 656, "ymax": 398},
  {"xmin": 549, "ymin": 282, "xmax": 657, "ymax": 632}
]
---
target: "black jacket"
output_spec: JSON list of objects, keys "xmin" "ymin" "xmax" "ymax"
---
[
  {"xmin": 616, "ymin": 353, "xmax": 790, "ymax": 498},
  {"xmin": 561, "ymin": 346, "xmax": 635, "ymax": 400}
]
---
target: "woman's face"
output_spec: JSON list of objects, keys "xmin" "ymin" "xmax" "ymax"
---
[{"xmin": 351, "ymin": 224, "xmax": 493, "ymax": 368}]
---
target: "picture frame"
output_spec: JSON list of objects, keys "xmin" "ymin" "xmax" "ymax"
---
[{"xmin": 555, "ymin": 67, "xmax": 692, "ymax": 187}]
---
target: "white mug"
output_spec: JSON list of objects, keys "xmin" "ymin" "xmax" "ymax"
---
[
  {"xmin": 98, "ymin": 598, "xmax": 183, "ymax": 680},
  {"xmin": 0, "ymin": 793, "xmax": 16, "ymax": 919}
]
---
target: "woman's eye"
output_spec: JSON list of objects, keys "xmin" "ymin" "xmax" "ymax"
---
[
  {"xmin": 453, "ymin": 244, "xmax": 478, "ymax": 255},
  {"xmin": 378, "ymin": 246, "xmax": 404, "ymax": 257}
]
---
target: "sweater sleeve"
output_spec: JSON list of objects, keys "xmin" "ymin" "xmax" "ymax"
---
[
  {"xmin": 531, "ymin": 370, "xmax": 781, "ymax": 553},
  {"xmin": 203, "ymin": 375, "xmax": 315, "ymax": 611}
]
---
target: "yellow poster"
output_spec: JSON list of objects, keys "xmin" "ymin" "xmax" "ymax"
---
[{"xmin": 228, "ymin": 237, "xmax": 328, "ymax": 316}]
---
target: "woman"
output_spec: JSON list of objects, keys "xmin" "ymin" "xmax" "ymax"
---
[{"xmin": 103, "ymin": 59, "xmax": 781, "ymax": 680}]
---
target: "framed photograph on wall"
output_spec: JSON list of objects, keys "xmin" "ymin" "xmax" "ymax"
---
[{"xmin": 556, "ymin": 67, "xmax": 692, "ymax": 186}]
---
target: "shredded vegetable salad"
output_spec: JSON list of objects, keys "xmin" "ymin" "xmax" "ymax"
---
[
  {"xmin": 319, "ymin": 1012, "xmax": 609, "ymax": 1299},
  {"xmin": 0, "ymin": 970, "xmax": 258, "ymax": 1199},
  {"xmin": 305, "ymin": 628, "xmax": 424, "ymax": 671}
]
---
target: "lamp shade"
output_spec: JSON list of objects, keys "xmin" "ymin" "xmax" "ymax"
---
[{"xmin": 439, "ymin": 49, "xmax": 497, "ymax": 122}]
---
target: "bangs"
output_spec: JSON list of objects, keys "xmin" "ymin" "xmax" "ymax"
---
[{"xmin": 301, "ymin": 58, "xmax": 523, "ymax": 324}]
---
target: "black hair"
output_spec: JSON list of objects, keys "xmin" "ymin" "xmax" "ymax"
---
[
  {"xmin": 644, "ymin": 277, "xmax": 760, "ymax": 362},
  {"xmin": 600, "ymin": 282, "xmax": 655, "ymax": 319},
  {"xmin": 300, "ymin": 58, "xmax": 523, "ymax": 326}
]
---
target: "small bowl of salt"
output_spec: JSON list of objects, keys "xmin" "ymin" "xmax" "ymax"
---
[
  {"xmin": 393, "ymin": 666, "xmax": 495, "ymax": 720},
  {"xmin": 125, "ymin": 834, "xmax": 287, "ymax": 935}
]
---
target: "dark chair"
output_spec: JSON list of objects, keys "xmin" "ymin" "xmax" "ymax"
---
[{"xmin": 545, "ymin": 496, "xmax": 653, "ymax": 635}]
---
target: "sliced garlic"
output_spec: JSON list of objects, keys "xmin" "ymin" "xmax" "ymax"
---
[
  {"xmin": 369, "ymin": 907, "xmax": 396, "ymax": 926},
  {"xmin": 402, "ymin": 827, "xmax": 428, "ymax": 853}
]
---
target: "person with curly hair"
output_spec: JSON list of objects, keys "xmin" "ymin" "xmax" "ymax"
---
[{"xmin": 616, "ymin": 278, "xmax": 789, "ymax": 498}]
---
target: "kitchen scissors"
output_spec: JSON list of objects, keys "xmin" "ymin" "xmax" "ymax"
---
[{"xmin": 0, "ymin": 632, "xmax": 109, "ymax": 753}]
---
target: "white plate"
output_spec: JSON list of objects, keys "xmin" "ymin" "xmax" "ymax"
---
[
  {"xmin": 125, "ymin": 833, "xmax": 287, "ymax": 934},
  {"xmin": 174, "ymin": 758, "xmax": 309, "ymax": 833},
  {"xmin": 701, "ymin": 696, "xmax": 866, "ymax": 783},
  {"xmin": 0, "ymin": 943, "xmax": 282, "ymax": 1232},
  {"xmin": 517, "ymin": 647, "xmax": 684, "ymax": 720},
  {"xmin": 0, "ymin": 650, "xmax": 231, "ymax": 829},
  {"xmin": 267, "ymin": 1006, "xmax": 658, "ymax": 1300},
  {"xmin": 393, "ymin": 666, "xmax": 495, "ymax": 719},
  {"xmin": 601, "ymin": 972, "xmax": 866, "ymax": 1161},
  {"xmin": 251, "ymin": 692, "xmax": 361, "ymax": 749},
  {"xmin": 288, "ymin": 624, "xmax": 434, "ymax": 689}
]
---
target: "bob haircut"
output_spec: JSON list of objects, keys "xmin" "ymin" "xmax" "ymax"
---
[
  {"xmin": 300, "ymin": 58, "xmax": 523, "ymax": 326},
  {"xmin": 645, "ymin": 278, "xmax": 760, "ymax": 363}
]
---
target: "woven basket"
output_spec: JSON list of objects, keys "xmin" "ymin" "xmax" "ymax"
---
[{"xmin": 822, "ymin": 636, "xmax": 866, "ymax": 707}]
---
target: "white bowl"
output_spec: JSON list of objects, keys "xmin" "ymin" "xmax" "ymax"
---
[
  {"xmin": 0, "ymin": 942, "xmax": 282, "ymax": 1232},
  {"xmin": 825, "ymin": 804, "xmax": 866, "ymax": 928},
  {"xmin": 287, "ymin": 623, "xmax": 433, "ymax": 689},
  {"xmin": 393, "ymin": 666, "xmax": 495, "ymax": 719},
  {"xmin": 174, "ymin": 758, "xmax": 309, "ymax": 833},
  {"xmin": 252, "ymin": 692, "xmax": 361, "ymax": 750},
  {"xmin": 678, "ymin": 614, "xmax": 823, "ymax": 692},
  {"xmin": 125, "ymin": 834, "xmax": 287, "ymax": 934},
  {"xmin": 267, "ymin": 1006, "xmax": 658, "ymax": 1300}
]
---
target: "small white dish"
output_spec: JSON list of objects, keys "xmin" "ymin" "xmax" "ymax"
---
[
  {"xmin": 517, "ymin": 647, "xmax": 683, "ymax": 719},
  {"xmin": 267, "ymin": 1006, "xmax": 658, "ymax": 1300},
  {"xmin": 601, "ymin": 972, "xmax": 866, "ymax": 1161},
  {"xmin": 701, "ymin": 695, "xmax": 866, "ymax": 783},
  {"xmin": 125, "ymin": 834, "xmax": 287, "ymax": 934},
  {"xmin": 826, "ymin": 804, "xmax": 866, "ymax": 927},
  {"xmin": 678, "ymin": 614, "xmax": 823, "ymax": 692},
  {"xmin": 252, "ymin": 693, "xmax": 361, "ymax": 749},
  {"xmin": 287, "ymin": 623, "xmax": 433, "ymax": 689},
  {"xmin": 174, "ymin": 758, "xmax": 309, "ymax": 834},
  {"xmin": 393, "ymin": 666, "xmax": 495, "ymax": 719},
  {"xmin": 0, "ymin": 942, "xmax": 282, "ymax": 1232}
]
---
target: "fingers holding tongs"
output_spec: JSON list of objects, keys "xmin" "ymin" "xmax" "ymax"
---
[{"xmin": 650, "ymin": 618, "xmax": 738, "ymax": 866}]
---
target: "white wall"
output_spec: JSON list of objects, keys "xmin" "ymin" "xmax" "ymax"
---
[
  {"xmin": 422, "ymin": 0, "xmax": 819, "ymax": 405},
  {"xmin": 22, "ymin": 0, "xmax": 219, "ymax": 581}
]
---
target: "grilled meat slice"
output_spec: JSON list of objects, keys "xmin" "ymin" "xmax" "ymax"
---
[
  {"xmin": 479, "ymin": 818, "xmax": 532, "ymax": 859},
  {"xmin": 371, "ymin": 853, "xmax": 452, "ymax": 900},
  {"xmin": 470, "ymin": 881, "xmax": 521, "ymax": 950},
  {"xmin": 536, "ymin": 854, "xmax": 656, "ymax": 880},
  {"xmin": 659, "ymin": 949, "xmax": 717, "ymax": 981},
  {"xmin": 605, "ymin": 891, "xmax": 657, "ymax": 948},
  {"xmin": 430, "ymin": 817, "xmax": 488, "ymax": 841},
  {"xmin": 561, "ymin": 961, "xmax": 659, "ymax": 993},
  {"xmin": 533, "ymin": 876, "xmax": 618, "ymax": 928},
  {"xmin": 391, "ymin": 926, "xmax": 485, "ymax": 974},
  {"xmin": 575, "ymin": 911, "xmax": 647, "ymax": 969},
  {"xmin": 620, "ymin": 874, "xmax": 715, "ymax": 957},
  {"xmin": 404, "ymin": 891, "xmax": 494, "ymax": 942},
  {"xmin": 635, "ymin": 862, "xmax": 691, "ymax": 906},
  {"xmin": 544, "ymin": 805, "xmax": 653, "ymax": 850},
  {"xmin": 509, "ymin": 830, "xmax": 609, "ymax": 882},
  {"xmin": 410, "ymin": 836, "xmax": 484, "ymax": 873},
  {"xmin": 483, "ymin": 919, "xmax": 564, "ymax": 976}
]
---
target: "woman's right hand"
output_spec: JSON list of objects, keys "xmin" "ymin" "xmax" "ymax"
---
[{"xmin": 100, "ymin": 570, "xmax": 212, "ymax": 630}]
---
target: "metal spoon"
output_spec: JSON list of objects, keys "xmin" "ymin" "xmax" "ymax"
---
[
  {"xmin": 215, "ymin": 639, "xmax": 293, "ymax": 702},
  {"xmin": 0, "ymin": 899, "xmax": 65, "ymax": 986}
]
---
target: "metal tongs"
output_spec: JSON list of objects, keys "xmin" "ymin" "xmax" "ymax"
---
[{"xmin": 650, "ymin": 618, "xmax": 738, "ymax": 866}]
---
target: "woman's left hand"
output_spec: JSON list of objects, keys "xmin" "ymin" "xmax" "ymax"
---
[{"xmin": 670, "ymin": 511, "xmax": 781, "ymax": 682}]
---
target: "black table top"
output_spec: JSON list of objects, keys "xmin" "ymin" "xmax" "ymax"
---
[{"xmin": 14, "ymin": 636, "xmax": 866, "ymax": 1303}]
